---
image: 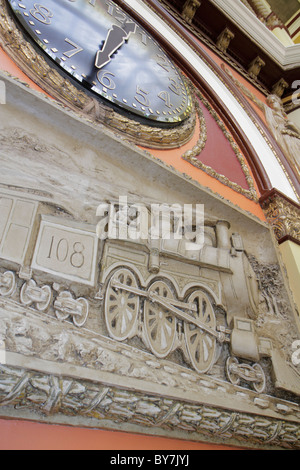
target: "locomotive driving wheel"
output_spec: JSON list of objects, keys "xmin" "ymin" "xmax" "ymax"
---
[
  {"xmin": 144, "ymin": 280, "xmax": 177, "ymax": 359},
  {"xmin": 226, "ymin": 357, "xmax": 266, "ymax": 393},
  {"xmin": 184, "ymin": 290, "xmax": 217, "ymax": 374},
  {"xmin": 252, "ymin": 363, "xmax": 266, "ymax": 393},
  {"xmin": 226, "ymin": 356, "xmax": 241, "ymax": 386},
  {"xmin": 104, "ymin": 268, "xmax": 139, "ymax": 341}
]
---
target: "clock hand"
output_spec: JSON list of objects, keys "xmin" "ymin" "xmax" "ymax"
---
[{"xmin": 95, "ymin": 21, "xmax": 137, "ymax": 69}]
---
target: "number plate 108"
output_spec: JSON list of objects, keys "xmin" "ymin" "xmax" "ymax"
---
[{"xmin": 32, "ymin": 219, "xmax": 98, "ymax": 286}]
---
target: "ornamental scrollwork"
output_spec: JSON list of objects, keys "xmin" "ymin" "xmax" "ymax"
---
[{"xmin": 260, "ymin": 191, "xmax": 300, "ymax": 244}]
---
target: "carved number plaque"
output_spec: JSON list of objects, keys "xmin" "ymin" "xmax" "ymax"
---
[{"xmin": 32, "ymin": 218, "xmax": 98, "ymax": 286}]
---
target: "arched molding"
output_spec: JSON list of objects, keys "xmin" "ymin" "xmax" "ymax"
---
[{"xmin": 119, "ymin": 0, "xmax": 300, "ymax": 202}]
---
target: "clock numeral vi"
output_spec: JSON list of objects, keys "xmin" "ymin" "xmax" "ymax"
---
[
  {"xmin": 97, "ymin": 70, "xmax": 116, "ymax": 90},
  {"xmin": 30, "ymin": 3, "xmax": 53, "ymax": 25}
]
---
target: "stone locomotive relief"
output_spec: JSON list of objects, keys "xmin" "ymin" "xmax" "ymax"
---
[
  {"xmin": 0, "ymin": 118, "xmax": 299, "ymax": 447},
  {"xmin": 0, "ymin": 36, "xmax": 299, "ymax": 449},
  {"xmin": 1, "ymin": 189, "xmax": 300, "ymax": 438}
]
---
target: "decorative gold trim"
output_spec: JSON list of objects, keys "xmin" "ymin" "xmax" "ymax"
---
[
  {"xmin": 182, "ymin": 86, "xmax": 258, "ymax": 201},
  {"xmin": 0, "ymin": 0, "xmax": 196, "ymax": 149},
  {"xmin": 260, "ymin": 190, "xmax": 300, "ymax": 244}
]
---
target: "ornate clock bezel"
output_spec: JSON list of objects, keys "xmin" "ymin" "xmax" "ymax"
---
[{"xmin": 0, "ymin": 0, "xmax": 197, "ymax": 149}]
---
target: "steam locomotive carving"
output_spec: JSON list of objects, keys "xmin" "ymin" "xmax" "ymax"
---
[
  {"xmin": 0, "ymin": 191, "xmax": 296, "ymax": 395},
  {"xmin": 97, "ymin": 200, "xmax": 268, "ymax": 393}
]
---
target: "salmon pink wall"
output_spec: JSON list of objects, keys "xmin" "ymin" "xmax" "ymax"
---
[
  {"xmin": 0, "ymin": 47, "xmax": 51, "ymax": 95},
  {"xmin": 0, "ymin": 419, "xmax": 241, "ymax": 450}
]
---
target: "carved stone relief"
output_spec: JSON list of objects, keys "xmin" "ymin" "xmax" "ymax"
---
[
  {"xmin": 272, "ymin": 79, "xmax": 290, "ymax": 99},
  {"xmin": 1, "ymin": 189, "xmax": 300, "ymax": 448},
  {"xmin": 248, "ymin": 56, "xmax": 266, "ymax": 80},
  {"xmin": 1, "ymin": 362, "xmax": 300, "ymax": 449},
  {"xmin": 182, "ymin": 0, "xmax": 201, "ymax": 24},
  {"xmin": 1, "ymin": 73, "xmax": 300, "ymax": 449},
  {"xmin": 216, "ymin": 28, "xmax": 235, "ymax": 54}
]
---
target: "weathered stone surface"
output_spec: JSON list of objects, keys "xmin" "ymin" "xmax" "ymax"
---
[{"xmin": 0, "ymin": 72, "xmax": 300, "ymax": 449}]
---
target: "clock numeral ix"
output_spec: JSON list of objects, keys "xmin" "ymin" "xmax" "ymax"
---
[{"xmin": 30, "ymin": 3, "xmax": 53, "ymax": 25}]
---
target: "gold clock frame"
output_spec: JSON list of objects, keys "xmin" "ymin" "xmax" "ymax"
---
[{"xmin": 0, "ymin": 0, "xmax": 197, "ymax": 149}]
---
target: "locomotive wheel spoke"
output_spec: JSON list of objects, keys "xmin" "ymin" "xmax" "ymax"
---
[
  {"xmin": 104, "ymin": 268, "xmax": 139, "ymax": 341},
  {"xmin": 144, "ymin": 281, "xmax": 177, "ymax": 359},
  {"xmin": 184, "ymin": 290, "xmax": 216, "ymax": 374},
  {"xmin": 253, "ymin": 363, "xmax": 266, "ymax": 394},
  {"xmin": 226, "ymin": 356, "xmax": 240, "ymax": 386}
]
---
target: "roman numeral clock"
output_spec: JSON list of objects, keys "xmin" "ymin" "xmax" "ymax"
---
[{"xmin": 5, "ymin": 0, "xmax": 195, "ymax": 147}]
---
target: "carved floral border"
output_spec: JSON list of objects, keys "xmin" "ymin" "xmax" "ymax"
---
[
  {"xmin": 1, "ymin": 363, "xmax": 300, "ymax": 450},
  {"xmin": 260, "ymin": 189, "xmax": 300, "ymax": 245}
]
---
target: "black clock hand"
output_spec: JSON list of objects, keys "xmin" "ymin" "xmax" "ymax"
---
[{"xmin": 95, "ymin": 21, "xmax": 137, "ymax": 69}]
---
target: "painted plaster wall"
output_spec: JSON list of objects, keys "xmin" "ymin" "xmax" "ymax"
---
[{"xmin": 0, "ymin": 419, "xmax": 242, "ymax": 450}]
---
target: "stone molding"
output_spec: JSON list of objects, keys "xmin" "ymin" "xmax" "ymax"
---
[
  {"xmin": 1, "ymin": 358, "xmax": 300, "ymax": 450},
  {"xmin": 212, "ymin": 0, "xmax": 300, "ymax": 70},
  {"xmin": 0, "ymin": 299, "xmax": 300, "ymax": 450}
]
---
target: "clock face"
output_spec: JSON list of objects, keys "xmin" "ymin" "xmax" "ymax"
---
[{"xmin": 7, "ymin": 0, "xmax": 193, "ymax": 124}]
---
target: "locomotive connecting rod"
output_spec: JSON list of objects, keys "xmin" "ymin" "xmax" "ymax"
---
[
  {"xmin": 111, "ymin": 279, "xmax": 225, "ymax": 342},
  {"xmin": 150, "ymin": 292, "xmax": 222, "ymax": 341}
]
